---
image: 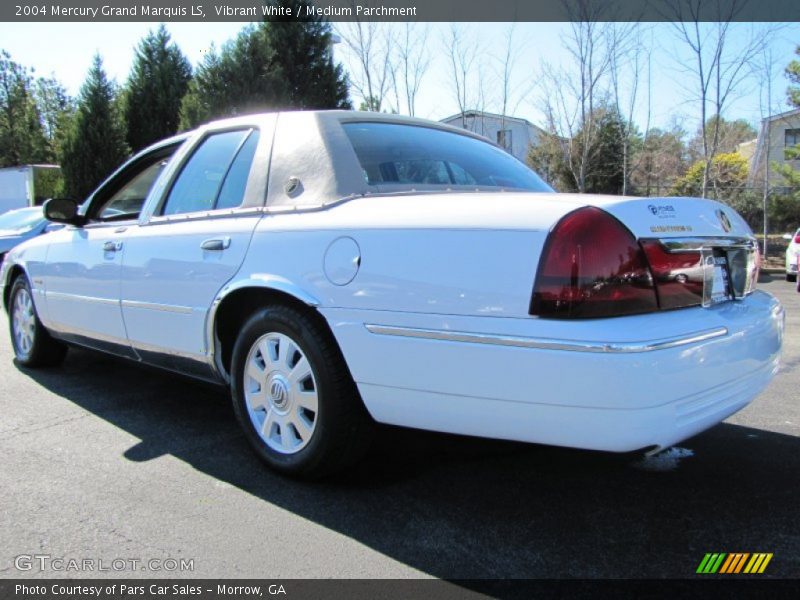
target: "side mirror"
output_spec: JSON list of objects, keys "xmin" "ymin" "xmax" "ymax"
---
[{"xmin": 43, "ymin": 198, "xmax": 84, "ymax": 227}]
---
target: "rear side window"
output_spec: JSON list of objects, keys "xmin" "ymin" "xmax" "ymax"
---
[
  {"xmin": 216, "ymin": 131, "xmax": 260, "ymax": 210},
  {"xmin": 162, "ymin": 129, "xmax": 259, "ymax": 215},
  {"xmin": 342, "ymin": 122, "xmax": 553, "ymax": 192}
]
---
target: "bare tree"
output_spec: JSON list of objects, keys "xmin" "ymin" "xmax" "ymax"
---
[
  {"xmin": 496, "ymin": 24, "xmax": 517, "ymax": 137},
  {"xmin": 753, "ymin": 45, "xmax": 785, "ymax": 257},
  {"xmin": 397, "ymin": 23, "xmax": 431, "ymax": 116},
  {"xmin": 444, "ymin": 24, "xmax": 479, "ymax": 128},
  {"xmin": 608, "ymin": 22, "xmax": 646, "ymax": 196},
  {"xmin": 337, "ymin": 20, "xmax": 396, "ymax": 111},
  {"xmin": 537, "ymin": 2, "xmax": 615, "ymax": 192},
  {"xmin": 668, "ymin": 0, "xmax": 771, "ymax": 197},
  {"xmin": 493, "ymin": 23, "xmax": 536, "ymax": 150}
]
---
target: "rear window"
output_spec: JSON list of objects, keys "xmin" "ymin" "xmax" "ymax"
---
[{"xmin": 342, "ymin": 122, "xmax": 553, "ymax": 192}]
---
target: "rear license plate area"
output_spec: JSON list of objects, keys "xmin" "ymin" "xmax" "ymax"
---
[{"xmin": 702, "ymin": 249, "xmax": 732, "ymax": 306}]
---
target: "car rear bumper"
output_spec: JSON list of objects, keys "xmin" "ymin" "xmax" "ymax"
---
[
  {"xmin": 324, "ymin": 290, "xmax": 784, "ymax": 452},
  {"xmin": 355, "ymin": 357, "xmax": 776, "ymax": 453}
]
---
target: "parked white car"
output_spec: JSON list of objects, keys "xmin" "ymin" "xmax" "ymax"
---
[
  {"xmin": 0, "ymin": 112, "xmax": 785, "ymax": 477},
  {"xmin": 785, "ymin": 228, "xmax": 800, "ymax": 282}
]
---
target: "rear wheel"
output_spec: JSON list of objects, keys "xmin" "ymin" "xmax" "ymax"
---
[
  {"xmin": 230, "ymin": 305, "xmax": 373, "ymax": 478},
  {"xmin": 9, "ymin": 275, "xmax": 67, "ymax": 367}
]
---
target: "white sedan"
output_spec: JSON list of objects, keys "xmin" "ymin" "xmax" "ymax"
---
[
  {"xmin": 785, "ymin": 228, "xmax": 800, "ymax": 282},
  {"xmin": 0, "ymin": 112, "xmax": 784, "ymax": 478}
]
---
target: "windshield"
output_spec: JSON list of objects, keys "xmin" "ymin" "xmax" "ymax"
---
[
  {"xmin": 342, "ymin": 122, "xmax": 554, "ymax": 192},
  {"xmin": 0, "ymin": 207, "xmax": 44, "ymax": 232}
]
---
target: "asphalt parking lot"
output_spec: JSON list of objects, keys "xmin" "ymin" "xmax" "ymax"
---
[{"xmin": 0, "ymin": 275, "xmax": 798, "ymax": 582}]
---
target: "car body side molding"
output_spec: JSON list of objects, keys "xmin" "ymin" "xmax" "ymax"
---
[{"xmin": 364, "ymin": 323, "xmax": 730, "ymax": 354}]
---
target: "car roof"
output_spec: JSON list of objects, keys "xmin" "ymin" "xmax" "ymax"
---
[
  {"xmin": 194, "ymin": 110, "xmax": 493, "ymax": 145},
  {"xmin": 185, "ymin": 110, "xmax": 521, "ymax": 210}
]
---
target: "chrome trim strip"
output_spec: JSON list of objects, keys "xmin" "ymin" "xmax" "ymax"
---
[
  {"xmin": 121, "ymin": 299, "xmax": 194, "ymax": 314},
  {"xmin": 657, "ymin": 237, "xmax": 756, "ymax": 252},
  {"xmin": 129, "ymin": 338, "xmax": 208, "ymax": 361},
  {"xmin": 46, "ymin": 322, "xmax": 135, "ymax": 352},
  {"xmin": 364, "ymin": 324, "xmax": 729, "ymax": 354},
  {"xmin": 45, "ymin": 291, "xmax": 119, "ymax": 306},
  {"xmin": 144, "ymin": 206, "xmax": 265, "ymax": 226}
]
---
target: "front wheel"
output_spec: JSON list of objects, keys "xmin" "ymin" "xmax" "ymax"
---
[
  {"xmin": 8, "ymin": 275, "xmax": 67, "ymax": 367},
  {"xmin": 230, "ymin": 305, "xmax": 373, "ymax": 478}
]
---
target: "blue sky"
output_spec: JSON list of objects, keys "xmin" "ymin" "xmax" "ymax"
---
[{"xmin": 1, "ymin": 21, "xmax": 798, "ymax": 136}]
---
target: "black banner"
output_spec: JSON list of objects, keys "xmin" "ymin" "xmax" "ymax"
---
[
  {"xmin": 3, "ymin": 579, "xmax": 800, "ymax": 600},
  {"xmin": 2, "ymin": 0, "xmax": 800, "ymax": 23}
]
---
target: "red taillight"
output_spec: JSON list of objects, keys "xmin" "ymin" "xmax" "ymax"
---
[
  {"xmin": 794, "ymin": 234, "xmax": 800, "ymax": 243},
  {"xmin": 640, "ymin": 241, "xmax": 703, "ymax": 310},
  {"xmin": 530, "ymin": 207, "xmax": 658, "ymax": 319}
]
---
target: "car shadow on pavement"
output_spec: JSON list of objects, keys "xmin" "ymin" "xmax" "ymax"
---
[{"xmin": 18, "ymin": 347, "xmax": 800, "ymax": 580}]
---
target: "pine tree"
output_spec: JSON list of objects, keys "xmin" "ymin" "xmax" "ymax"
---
[
  {"xmin": 123, "ymin": 25, "xmax": 192, "ymax": 152},
  {"xmin": 34, "ymin": 75, "xmax": 73, "ymax": 161},
  {"xmin": 60, "ymin": 54, "xmax": 129, "ymax": 200},
  {"xmin": 179, "ymin": 3, "xmax": 351, "ymax": 129},
  {"xmin": 179, "ymin": 26, "xmax": 284, "ymax": 129},
  {"xmin": 530, "ymin": 105, "xmax": 629, "ymax": 194},
  {"xmin": 265, "ymin": 1, "xmax": 351, "ymax": 110},
  {"xmin": 0, "ymin": 50, "xmax": 50, "ymax": 167},
  {"xmin": 788, "ymin": 45, "xmax": 800, "ymax": 109}
]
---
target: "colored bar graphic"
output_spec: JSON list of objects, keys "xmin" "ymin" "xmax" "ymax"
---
[
  {"xmin": 719, "ymin": 553, "xmax": 749, "ymax": 573},
  {"xmin": 758, "ymin": 554, "xmax": 773, "ymax": 573},
  {"xmin": 710, "ymin": 553, "xmax": 726, "ymax": 573},
  {"xmin": 733, "ymin": 553, "xmax": 750, "ymax": 574},
  {"xmin": 696, "ymin": 554, "xmax": 713, "ymax": 573},
  {"xmin": 698, "ymin": 552, "xmax": 772, "ymax": 574},
  {"xmin": 697, "ymin": 553, "xmax": 727, "ymax": 573},
  {"xmin": 745, "ymin": 554, "xmax": 762, "ymax": 573},
  {"xmin": 719, "ymin": 554, "xmax": 735, "ymax": 573}
]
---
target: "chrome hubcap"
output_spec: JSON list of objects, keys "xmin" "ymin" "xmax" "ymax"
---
[
  {"xmin": 244, "ymin": 332, "xmax": 318, "ymax": 454},
  {"xmin": 12, "ymin": 287, "xmax": 35, "ymax": 357}
]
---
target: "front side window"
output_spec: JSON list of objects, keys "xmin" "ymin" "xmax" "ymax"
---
[
  {"xmin": 162, "ymin": 129, "xmax": 259, "ymax": 216},
  {"xmin": 342, "ymin": 122, "xmax": 552, "ymax": 192},
  {"xmin": 96, "ymin": 158, "xmax": 169, "ymax": 221}
]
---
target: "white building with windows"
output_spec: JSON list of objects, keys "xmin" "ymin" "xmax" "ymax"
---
[
  {"xmin": 440, "ymin": 110, "xmax": 546, "ymax": 164},
  {"xmin": 748, "ymin": 107, "xmax": 800, "ymax": 189}
]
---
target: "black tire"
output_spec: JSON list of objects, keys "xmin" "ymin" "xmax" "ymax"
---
[
  {"xmin": 230, "ymin": 305, "xmax": 373, "ymax": 478},
  {"xmin": 8, "ymin": 275, "xmax": 67, "ymax": 368},
  {"xmin": 787, "ymin": 273, "xmax": 797, "ymax": 282}
]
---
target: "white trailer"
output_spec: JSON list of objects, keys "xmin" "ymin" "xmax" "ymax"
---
[{"xmin": 0, "ymin": 165, "xmax": 62, "ymax": 215}]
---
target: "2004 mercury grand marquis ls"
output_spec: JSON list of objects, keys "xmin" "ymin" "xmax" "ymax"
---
[{"xmin": 0, "ymin": 111, "xmax": 785, "ymax": 477}]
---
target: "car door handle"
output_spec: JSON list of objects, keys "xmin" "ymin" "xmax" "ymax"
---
[
  {"xmin": 103, "ymin": 241, "xmax": 123, "ymax": 252},
  {"xmin": 200, "ymin": 237, "xmax": 231, "ymax": 251}
]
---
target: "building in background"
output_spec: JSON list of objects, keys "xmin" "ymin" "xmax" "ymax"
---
[
  {"xmin": 748, "ymin": 107, "xmax": 800, "ymax": 191},
  {"xmin": 440, "ymin": 110, "xmax": 545, "ymax": 164},
  {"xmin": 0, "ymin": 165, "xmax": 62, "ymax": 215},
  {"xmin": 737, "ymin": 138, "xmax": 757, "ymax": 164}
]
